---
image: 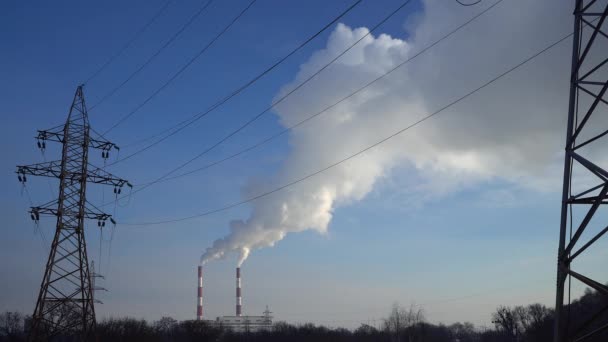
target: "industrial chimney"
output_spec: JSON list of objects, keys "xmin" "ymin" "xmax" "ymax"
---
[
  {"xmin": 236, "ymin": 267, "xmax": 242, "ymax": 316},
  {"xmin": 197, "ymin": 266, "xmax": 203, "ymax": 320}
]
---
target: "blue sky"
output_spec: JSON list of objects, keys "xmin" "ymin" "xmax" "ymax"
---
[{"xmin": 1, "ymin": 0, "xmax": 603, "ymax": 330}]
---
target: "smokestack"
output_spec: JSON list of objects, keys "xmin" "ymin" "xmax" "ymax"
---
[
  {"xmin": 236, "ymin": 267, "xmax": 242, "ymax": 316},
  {"xmin": 197, "ymin": 266, "xmax": 203, "ymax": 320}
]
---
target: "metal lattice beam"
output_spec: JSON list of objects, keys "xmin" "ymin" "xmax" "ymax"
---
[
  {"xmin": 17, "ymin": 86, "xmax": 130, "ymax": 341},
  {"xmin": 555, "ymin": 1, "xmax": 608, "ymax": 341}
]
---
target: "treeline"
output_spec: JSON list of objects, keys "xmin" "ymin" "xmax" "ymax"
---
[{"xmin": 1, "ymin": 287, "xmax": 606, "ymax": 341}]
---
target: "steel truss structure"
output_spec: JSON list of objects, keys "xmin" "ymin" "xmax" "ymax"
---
[
  {"xmin": 555, "ymin": 1, "xmax": 608, "ymax": 341},
  {"xmin": 16, "ymin": 86, "xmax": 131, "ymax": 341}
]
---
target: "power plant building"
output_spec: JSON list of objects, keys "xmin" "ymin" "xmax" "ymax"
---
[
  {"xmin": 197, "ymin": 265, "xmax": 273, "ymax": 332},
  {"xmin": 215, "ymin": 308, "xmax": 273, "ymax": 332}
]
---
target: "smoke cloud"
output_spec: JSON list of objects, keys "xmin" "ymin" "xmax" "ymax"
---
[{"xmin": 201, "ymin": 0, "xmax": 577, "ymax": 266}]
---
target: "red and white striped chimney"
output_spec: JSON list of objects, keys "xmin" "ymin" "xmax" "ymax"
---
[
  {"xmin": 236, "ymin": 267, "xmax": 242, "ymax": 316},
  {"xmin": 197, "ymin": 266, "xmax": 203, "ymax": 320}
]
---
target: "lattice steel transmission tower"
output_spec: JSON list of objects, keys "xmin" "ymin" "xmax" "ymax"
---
[
  {"xmin": 16, "ymin": 86, "xmax": 131, "ymax": 341},
  {"xmin": 555, "ymin": 1, "xmax": 608, "ymax": 341}
]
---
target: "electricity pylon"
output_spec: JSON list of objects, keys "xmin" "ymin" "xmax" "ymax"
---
[
  {"xmin": 16, "ymin": 85, "xmax": 131, "ymax": 341},
  {"xmin": 555, "ymin": 1, "xmax": 608, "ymax": 341}
]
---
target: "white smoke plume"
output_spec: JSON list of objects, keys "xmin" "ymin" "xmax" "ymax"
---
[{"xmin": 201, "ymin": 0, "xmax": 577, "ymax": 266}]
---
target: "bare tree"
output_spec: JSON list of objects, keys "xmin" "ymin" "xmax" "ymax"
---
[
  {"xmin": 354, "ymin": 323, "xmax": 378, "ymax": 336},
  {"xmin": 492, "ymin": 306, "xmax": 520, "ymax": 340},
  {"xmin": 383, "ymin": 303, "xmax": 425, "ymax": 342},
  {"xmin": 154, "ymin": 316, "xmax": 177, "ymax": 340},
  {"xmin": 491, "ymin": 303, "xmax": 553, "ymax": 342},
  {"xmin": 0, "ymin": 311, "xmax": 24, "ymax": 339},
  {"xmin": 524, "ymin": 303, "xmax": 552, "ymax": 329},
  {"xmin": 520, "ymin": 303, "xmax": 553, "ymax": 342},
  {"xmin": 449, "ymin": 322, "xmax": 478, "ymax": 342}
]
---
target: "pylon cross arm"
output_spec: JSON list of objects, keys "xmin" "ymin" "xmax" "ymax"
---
[
  {"xmin": 16, "ymin": 161, "xmax": 131, "ymax": 188},
  {"xmin": 37, "ymin": 128, "xmax": 119, "ymax": 151},
  {"xmin": 29, "ymin": 205, "xmax": 113, "ymax": 222}
]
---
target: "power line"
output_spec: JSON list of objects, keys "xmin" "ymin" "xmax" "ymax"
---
[
  {"xmin": 84, "ymin": 0, "xmax": 174, "ymax": 85},
  {"xmin": 101, "ymin": 0, "xmax": 257, "ymax": 135},
  {"xmin": 110, "ymin": 0, "xmax": 415, "ymax": 194},
  {"xmin": 107, "ymin": 0, "xmax": 364, "ymax": 164},
  {"xmin": 104, "ymin": 197, "xmax": 120, "ymax": 281},
  {"xmin": 89, "ymin": 0, "xmax": 214, "ymax": 110},
  {"xmin": 147, "ymin": 1, "xmax": 601, "ymax": 190},
  {"xmin": 121, "ymin": 21, "xmax": 573, "ymax": 226},
  {"xmin": 105, "ymin": 0, "xmax": 493, "ymax": 200},
  {"xmin": 456, "ymin": 0, "xmax": 482, "ymax": 6},
  {"xmin": 134, "ymin": 0, "xmax": 504, "ymax": 187},
  {"xmin": 21, "ymin": 184, "xmax": 49, "ymax": 250}
]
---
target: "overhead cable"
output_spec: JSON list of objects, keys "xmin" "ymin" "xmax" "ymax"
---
[
  {"xmin": 89, "ymin": 0, "xmax": 214, "ymax": 110},
  {"xmin": 101, "ymin": 0, "xmax": 258, "ymax": 135},
  {"xmin": 110, "ymin": 0, "xmax": 415, "ymax": 193},
  {"xmin": 135, "ymin": 0, "xmax": 504, "ymax": 187},
  {"xmin": 84, "ymin": 0, "xmax": 175, "ymax": 85},
  {"xmin": 122, "ymin": 10, "xmax": 572, "ymax": 225},
  {"xmin": 107, "ymin": 0, "xmax": 364, "ymax": 164}
]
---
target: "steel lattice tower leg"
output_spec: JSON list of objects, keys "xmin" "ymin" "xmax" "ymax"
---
[
  {"xmin": 554, "ymin": 1, "xmax": 608, "ymax": 341},
  {"xmin": 17, "ymin": 86, "xmax": 131, "ymax": 341}
]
